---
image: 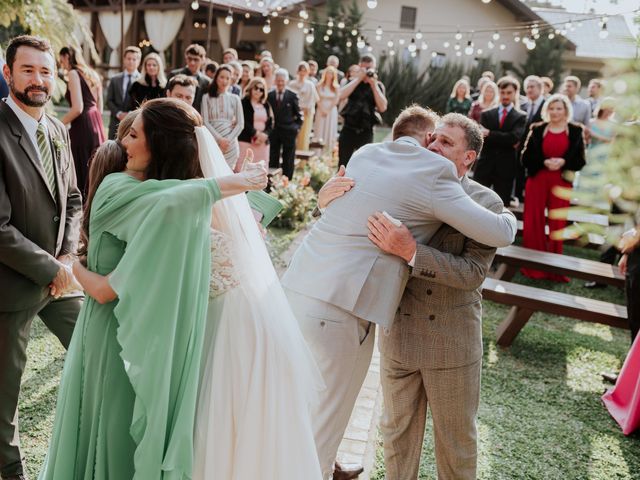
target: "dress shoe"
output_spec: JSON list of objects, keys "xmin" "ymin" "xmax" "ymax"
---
[
  {"xmin": 334, "ymin": 461, "xmax": 364, "ymax": 480},
  {"xmin": 584, "ymin": 281, "xmax": 606, "ymax": 289}
]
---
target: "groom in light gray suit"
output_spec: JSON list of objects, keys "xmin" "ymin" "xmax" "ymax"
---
[{"xmin": 282, "ymin": 105, "xmax": 517, "ymax": 480}]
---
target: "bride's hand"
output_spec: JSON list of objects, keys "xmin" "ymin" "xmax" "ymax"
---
[{"xmin": 239, "ymin": 160, "xmax": 268, "ymax": 191}]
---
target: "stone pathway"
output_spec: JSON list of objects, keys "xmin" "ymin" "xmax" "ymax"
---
[{"xmin": 277, "ymin": 226, "xmax": 383, "ymax": 479}]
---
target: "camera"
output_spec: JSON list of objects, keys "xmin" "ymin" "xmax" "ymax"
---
[{"xmin": 366, "ymin": 69, "xmax": 376, "ymax": 78}]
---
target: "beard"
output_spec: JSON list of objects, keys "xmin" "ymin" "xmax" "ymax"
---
[{"xmin": 10, "ymin": 79, "xmax": 51, "ymax": 107}]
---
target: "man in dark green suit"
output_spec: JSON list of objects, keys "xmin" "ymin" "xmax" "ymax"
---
[{"xmin": 0, "ymin": 35, "xmax": 83, "ymax": 480}]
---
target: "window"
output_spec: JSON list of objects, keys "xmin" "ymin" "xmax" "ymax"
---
[{"xmin": 400, "ymin": 6, "xmax": 417, "ymax": 30}]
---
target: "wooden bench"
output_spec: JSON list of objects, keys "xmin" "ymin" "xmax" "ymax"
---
[
  {"xmin": 294, "ymin": 149, "xmax": 316, "ymax": 170},
  {"xmin": 509, "ymin": 204, "xmax": 609, "ymax": 227},
  {"xmin": 516, "ymin": 220, "xmax": 605, "ymax": 249},
  {"xmin": 482, "ymin": 277, "xmax": 628, "ymax": 347},
  {"xmin": 493, "ymin": 245, "xmax": 625, "ymax": 288}
]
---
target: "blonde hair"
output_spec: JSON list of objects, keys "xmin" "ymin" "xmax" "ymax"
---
[
  {"xmin": 319, "ymin": 65, "xmax": 339, "ymax": 93},
  {"xmin": 478, "ymin": 81, "xmax": 499, "ymax": 109},
  {"xmin": 450, "ymin": 79, "xmax": 471, "ymax": 100},
  {"xmin": 243, "ymin": 77, "xmax": 268, "ymax": 103},
  {"xmin": 138, "ymin": 52, "xmax": 167, "ymax": 88},
  {"xmin": 541, "ymin": 93, "xmax": 573, "ymax": 123},
  {"xmin": 392, "ymin": 104, "xmax": 439, "ymax": 140}
]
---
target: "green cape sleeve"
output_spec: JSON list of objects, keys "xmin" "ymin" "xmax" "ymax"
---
[{"xmin": 90, "ymin": 173, "xmax": 220, "ymax": 479}]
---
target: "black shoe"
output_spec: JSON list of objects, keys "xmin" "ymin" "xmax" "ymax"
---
[{"xmin": 584, "ymin": 281, "xmax": 606, "ymax": 289}]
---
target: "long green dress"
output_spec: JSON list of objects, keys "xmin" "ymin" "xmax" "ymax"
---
[{"xmin": 39, "ymin": 172, "xmax": 221, "ymax": 480}]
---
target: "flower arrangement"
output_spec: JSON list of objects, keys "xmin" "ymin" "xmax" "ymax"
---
[
  {"xmin": 269, "ymin": 175, "xmax": 317, "ymax": 229},
  {"xmin": 305, "ymin": 155, "xmax": 333, "ymax": 192}
]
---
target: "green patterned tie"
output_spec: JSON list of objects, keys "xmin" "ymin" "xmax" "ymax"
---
[{"xmin": 36, "ymin": 123, "xmax": 58, "ymax": 201}]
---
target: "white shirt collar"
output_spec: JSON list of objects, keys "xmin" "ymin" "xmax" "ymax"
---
[
  {"xmin": 395, "ymin": 136, "xmax": 421, "ymax": 147},
  {"xmin": 499, "ymin": 103, "xmax": 513, "ymax": 115},
  {"xmin": 4, "ymin": 95, "xmax": 49, "ymax": 148}
]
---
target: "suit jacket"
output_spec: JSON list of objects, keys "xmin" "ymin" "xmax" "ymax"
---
[
  {"xmin": 0, "ymin": 101, "xmax": 82, "ymax": 312},
  {"xmin": 281, "ymin": 137, "xmax": 517, "ymax": 328},
  {"xmin": 168, "ymin": 67, "xmax": 210, "ymax": 113},
  {"xmin": 106, "ymin": 71, "xmax": 140, "ymax": 139},
  {"xmin": 267, "ymin": 89, "xmax": 302, "ymax": 134},
  {"xmin": 379, "ymin": 177, "xmax": 503, "ymax": 368},
  {"xmin": 518, "ymin": 97, "xmax": 544, "ymax": 155},
  {"xmin": 477, "ymin": 106, "xmax": 527, "ymax": 165}
]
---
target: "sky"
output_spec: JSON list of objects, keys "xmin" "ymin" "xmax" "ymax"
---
[{"xmin": 549, "ymin": 0, "xmax": 639, "ymax": 34}]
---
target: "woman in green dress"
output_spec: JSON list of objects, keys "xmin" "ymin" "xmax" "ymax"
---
[{"xmin": 39, "ymin": 98, "xmax": 267, "ymax": 480}]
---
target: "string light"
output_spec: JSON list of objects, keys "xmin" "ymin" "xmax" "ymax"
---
[
  {"xmin": 297, "ymin": 21, "xmax": 304, "ymax": 29},
  {"xmin": 548, "ymin": 32, "xmax": 555, "ymax": 39},
  {"xmin": 476, "ymin": 48, "xmax": 483, "ymax": 55},
  {"xmin": 408, "ymin": 38, "xmax": 417, "ymax": 53},
  {"xmin": 454, "ymin": 42, "xmax": 461, "ymax": 50},
  {"xmin": 327, "ymin": 18, "xmax": 334, "ymax": 28},
  {"xmin": 225, "ymin": 10, "xmax": 233, "ymax": 25},
  {"xmin": 327, "ymin": 29, "xmax": 333, "ymax": 35},
  {"xmin": 245, "ymin": 12, "xmax": 250, "ymax": 19},
  {"xmin": 357, "ymin": 36, "xmax": 366, "ymax": 49},
  {"xmin": 455, "ymin": 30, "xmax": 462, "ymax": 40},
  {"xmin": 283, "ymin": 17, "xmax": 289, "ymax": 24},
  {"xmin": 306, "ymin": 28, "xmax": 315, "ymax": 43},
  {"xmin": 351, "ymin": 28, "xmax": 358, "ymax": 36},
  {"xmin": 464, "ymin": 40, "xmax": 474, "ymax": 55},
  {"xmin": 499, "ymin": 43, "xmax": 506, "ymax": 50},
  {"xmin": 262, "ymin": 19, "xmax": 271, "ymax": 34},
  {"xmin": 367, "ymin": 0, "xmax": 378, "ymax": 8},
  {"xmin": 376, "ymin": 26, "xmax": 383, "ymax": 36},
  {"xmin": 337, "ymin": 21, "xmax": 345, "ymax": 29},
  {"xmin": 416, "ymin": 31, "xmax": 423, "ymax": 40},
  {"xmin": 346, "ymin": 40, "xmax": 352, "ymax": 48},
  {"xmin": 492, "ymin": 31, "xmax": 500, "ymax": 41},
  {"xmin": 323, "ymin": 35, "xmax": 330, "ymax": 41},
  {"xmin": 190, "ymin": 0, "xmax": 199, "ymax": 10},
  {"xmin": 443, "ymin": 41, "xmax": 450, "ymax": 48},
  {"xmin": 481, "ymin": 0, "xmax": 492, "ymax": 3},
  {"xmin": 387, "ymin": 40, "xmax": 394, "ymax": 48},
  {"xmin": 299, "ymin": 8, "xmax": 308, "ymax": 19},
  {"xmin": 271, "ymin": 11, "xmax": 278, "ymax": 17},
  {"xmin": 599, "ymin": 21, "xmax": 609, "ymax": 39},
  {"xmin": 421, "ymin": 41, "xmax": 428, "ymax": 50},
  {"xmin": 398, "ymin": 38, "xmax": 405, "ymax": 45}
]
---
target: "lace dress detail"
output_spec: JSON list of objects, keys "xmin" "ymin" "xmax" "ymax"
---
[{"xmin": 209, "ymin": 229, "xmax": 240, "ymax": 298}]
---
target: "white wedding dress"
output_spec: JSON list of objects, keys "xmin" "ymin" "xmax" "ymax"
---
[{"xmin": 192, "ymin": 127, "xmax": 324, "ymax": 479}]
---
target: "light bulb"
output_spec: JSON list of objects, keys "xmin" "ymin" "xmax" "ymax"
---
[
  {"xmin": 488, "ymin": 40, "xmax": 495, "ymax": 49},
  {"xmin": 387, "ymin": 40, "xmax": 394, "ymax": 47},
  {"xmin": 357, "ymin": 37, "xmax": 366, "ymax": 49},
  {"xmin": 257, "ymin": 0, "xmax": 264, "ymax": 6},
  {"xmin": 245, "ymin": 12, "xmax": 250, "ymax": 19},
  {"xmin": 327, "ymin": 29, "xmax": 333, "ymax": 35},
  {"xmin": 421, "ymin": 41, "xmax": 428, "ymax": 50},
  {"xmin": 190, "ymin": 0, "xmax": 199, "ymax": 10},
  {"xmin": 306, "ymin": 29, "xmax": 315, "ymax": 43},
  {"xmin": 375, "ymin": 35, "xmax": 381, "ymax": 41},
  {"xmin": 531, "ymin": 27, "xmax": 539, "ymax": 35},
  {"xmin": 548, "ymin": 33, "xmax": 555, "ymax": 39},
  {"xmin": 376, "ymin": 26, "xmax": 383, "ymax": 36},
  {"xmin": 299, "ymin": 9, "xmax": 308, "ymax": 19},
  {"xmin": 398, "ymin": 38, "xmax": 405, "ymax": 45},
  {"xmin": 408, "ymin": 38, "xmax": 417, "ymax": 52},
  {"xmin": 283, "ymin": 18, "xmax": 289, "ymax": 25},
  {"xmin": 443, "ymin": 41, "xmax": 450, "ymax": 48},
  {"xmin": 456, "ymin": 51, "xmax": 462, "ymax": 57},
  {"xmin": 416, "ymin": 31, "xmax": 423, "ymax": 40},
  {"xmin": 225, "ymin": 11, "xmax": 233, "ymax": 25},
  {"xmin": 410, "ymin": 51, "xmax": 417, "ymax": 57},
  {"xmin": 514, "ymin": 35, "xmax": 521, "ymax": 43},
  {"xmin": 454, "ymin": 42, "xmax": 461, "ymax": 51},
  {"xmin": 476, "ymin": 48, "xmax": 483, "ymax": 55},
  {"xmin": 389, "ymin": 49, "xmax": 395, "ymax": 56},
  {"xmin": 455, "ymin": 31, "xmax": 462, "ymax": 40},
  {"xmin": 297, "ymin": 21, "xmax": 304, "ymax": 29},
  {"xmin": 492, "ymin": 31, "xmax": 500, "ymax": 41},
  {"xmin": 263, "ymin": 20, "xmax": 271, "ymax": 34},
  {"xmin": 367, "ymin": 0, "xmax": 378, "ymax": 8},
  {"xmin": 464, "ymin": 41, "xmax": 473, "ymax": 55},
  {"xmin": 303, "ymin": 27, "xmax": 309, "ymax": 34},
  {"xmin": 367, "ymin": 45, "xmax": 373, "ymax": 52},
  {"xmin": 599, "ymin": 23, "xmax": 609, "ymax": 39},
  {"xmin": 328, "ymin": 18, "xmax": 334, "ymax": 28},
  {"xmin": 337, "ymin": 21, "xmax": 345, "ymax": 29},
  {"xmin": 482, "ymin": 0, "xmax": 491, "ymax": 3},
  {"xmin": 499, "ymin": 43, "xmax": 506, "ymax": 50},
  {"xmin": 351, "ymin": 28, "xmax": 358, "ymax": 36},
  {"xmin": 323, "ymin": 35, "xmax": 330, "ymax": 41},
  {"xmin": 431, "ymin": 51, "xmax": 437, "ymax": 58},
  {"xmin": 346, "ymin": 40, "xmax": 352, "ymax": 48},
  {"xmin": 271, "ymin": 11, "xmax": 278, "ymax": 17}
]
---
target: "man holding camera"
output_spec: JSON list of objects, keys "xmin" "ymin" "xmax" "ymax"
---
[{"xmin": 338, "ymin": 54, "xmax": 387, "ymax": 167}]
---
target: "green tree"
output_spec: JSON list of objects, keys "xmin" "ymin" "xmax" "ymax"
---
[
  {"xmin": 304, "ymin": 0, "xmax": 364, "ymax": 69},
  {"xmin": 513, "ymin": 35, "xmax": 566, "ymax": 88},
  {"xmin": 0, "ymin": 0, "xmax": 95, "ymax": 57}
]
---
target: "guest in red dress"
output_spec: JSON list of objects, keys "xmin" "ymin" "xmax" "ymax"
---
[
  {"xmin": 59, "ymin": 45, "xmax": 105, "ymax": 197},
  {"xmin": 520, "ymin": 94, "xmax": 586, "ymax": 281}
]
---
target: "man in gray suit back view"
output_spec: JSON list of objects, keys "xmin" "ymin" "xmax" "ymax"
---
[{"xmin": 282, "ymin": 105, "xmax": 517, "ymax": 480}]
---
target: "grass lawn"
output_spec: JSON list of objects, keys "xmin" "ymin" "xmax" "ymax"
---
[{"xmin": 371, "ymin": 244, "xmax": 640, "ymax": 479}]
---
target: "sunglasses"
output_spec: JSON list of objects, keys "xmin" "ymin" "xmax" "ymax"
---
[{"xmin": 254, "ymin": 87, "xmax": 265, "ymax": 92}]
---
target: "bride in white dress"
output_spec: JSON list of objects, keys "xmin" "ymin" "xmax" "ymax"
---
[{"xmin": 192, "ymin": 127, "xmax": 324, "ymax": 479}]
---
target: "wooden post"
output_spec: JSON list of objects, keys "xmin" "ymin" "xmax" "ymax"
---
[
  {"xmin": 496, "ymin": 306, "xmax": 534, "ymax": 347},
  {"xmin": 120, "ymin": 0, "xmax": 125, "ymax": 70}
]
